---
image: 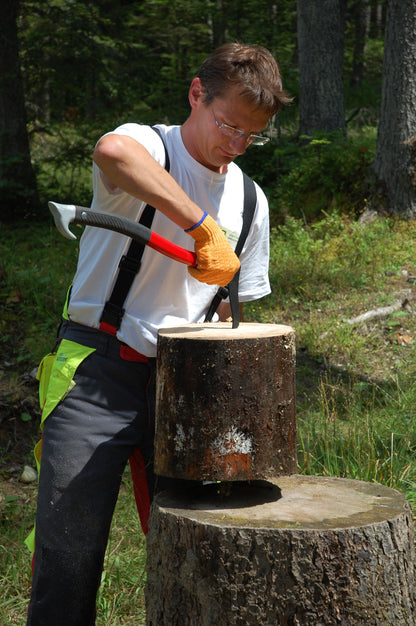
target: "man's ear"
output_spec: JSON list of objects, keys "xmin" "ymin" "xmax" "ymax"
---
[{"xmin": 188, "ymin": 77, "xmax": 205, "ymax": 109}]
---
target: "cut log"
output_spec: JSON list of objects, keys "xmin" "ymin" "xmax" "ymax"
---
[
  {"xmin": 146, "ymin": 474, "xmax": 416, "ymax": 625},
  {"xmin": 155, "ymin": 323, "xmax": 297, "ymax": 482}
]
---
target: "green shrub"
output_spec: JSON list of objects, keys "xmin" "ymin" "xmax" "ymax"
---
[
  {"xmin": 272, "ymin": 130, "xmax": 376, "ymax": 224},
  {"xmin": 268, "ymin": 212, "xmax": 416, "ymax": 302}
]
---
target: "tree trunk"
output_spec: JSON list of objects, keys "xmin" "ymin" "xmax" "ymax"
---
[
  {"xmin": 369, "ymin": 1, "xmax": 386, "ymax": 40},
  {"xmin": 0, "ymin": 0, "xmax": 39, "ymax": 220},
  {"xmin": 155, "ymin": 323, "xmax": 297, "ymax": 482},
  {"xmin": 297, "ymin": 0, "xmax": 347, "ymax": 137},
  {"xmin": 146, "ymin": 475, "xmax": 416, "ymax": 625},
  {"xmin": 349, "ymin": 0, "xmax": 370, "ymax": 88},
  {"xmin": 372, "ymin": 0, "xmax": 416, "ymax": 217},
  {"xmin": 209, "ymin": 0, "xmax": 229, "ymax": 48}
]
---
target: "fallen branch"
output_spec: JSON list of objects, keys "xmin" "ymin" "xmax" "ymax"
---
[
  {"xmin": 345, "ymin": 293, "xmax": 411, "ymax": 326},
  {"xmin": 319, "ymin": 291, "xmax": 412, "ymax": 339}
]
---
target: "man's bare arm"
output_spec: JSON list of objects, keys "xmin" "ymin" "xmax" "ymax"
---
[
  {"xmin": 93, "ymin": 134, "xmax": 204, "ymax": 230},
  {"xmin": 93, "ymin": 133, "xmax": 240, "ymax": 288}
]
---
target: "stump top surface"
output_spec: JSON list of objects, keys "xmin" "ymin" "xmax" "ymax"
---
[
  {"xmin": 154, "ymin": 474, "xmax": 409, "ymax": 530},
  {"xmin": 157, "ymin": 322, "xmax": 294, "ymax": 341}
]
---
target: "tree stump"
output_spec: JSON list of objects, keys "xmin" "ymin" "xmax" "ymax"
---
[
  {"xmin": 155, "ymin": 323, "xmax": 297, "ymax": 481},
  {"xmin": 146, "ymin": 475, "xmax": 416, "ymax": 625}
]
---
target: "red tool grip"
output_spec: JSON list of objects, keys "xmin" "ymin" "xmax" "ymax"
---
[{"xmin": 148, "ymin": 231, "xmax": 197, "ymax": 267}]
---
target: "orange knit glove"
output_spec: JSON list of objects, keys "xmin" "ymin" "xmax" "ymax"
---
[{"xmin": 185, "ymin": 213, "xmax": 240, "ymax": 286}]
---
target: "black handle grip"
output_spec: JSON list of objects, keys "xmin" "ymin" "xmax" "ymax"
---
[{"xmin": 74, "ymin": 207, "xmax": 151, "ymax": 246}]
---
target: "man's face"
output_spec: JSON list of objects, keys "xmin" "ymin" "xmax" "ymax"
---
[{"xmin": 188, "ymin": 83, "xmax": 271, "ymax": 173}]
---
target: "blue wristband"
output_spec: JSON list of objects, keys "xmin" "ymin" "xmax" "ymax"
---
[{"xmin": 184, "ymin": 211, "xmax": 208, "ymax": 232}]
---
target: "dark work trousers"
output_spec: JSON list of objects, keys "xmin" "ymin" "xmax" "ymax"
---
[{"xmin": 26, "ymin": 322, "xmax": 190, "ymax": 625}]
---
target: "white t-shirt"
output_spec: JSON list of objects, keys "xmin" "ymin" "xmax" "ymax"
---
[{"xmin": 67, "ymin": 124, "xmax": 271, "ymax": 356}]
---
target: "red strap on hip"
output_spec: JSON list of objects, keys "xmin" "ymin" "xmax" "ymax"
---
[
  {"xmin": 99, "ymin": 321, "xmax": 148, "ymax": 362},
  {"xmin": 99, "ymin": 320, "xmax": 117, "ymax": 336},
  {"xmin": 120, "ymin": 345, "xmax": 148, "ymax": 362}
]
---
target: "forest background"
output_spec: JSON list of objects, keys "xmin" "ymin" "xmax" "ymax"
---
[
  {"xmin": 2, "ymin": 1, "xmax": 416, "ymax": 623},
  {"xmin": 3, "ymin": 0, "xmax": 416, "ymax": 221}
]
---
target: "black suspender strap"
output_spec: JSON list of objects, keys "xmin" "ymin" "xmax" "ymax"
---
[
  {"xmin": 100, "ymin": 124, "xmax": 255, "ymax": 333},
  {"xmin": 100, "ymin": 127, "xmax": 170, "ymax": 333},
  {"xmin": 227, "ymin": 269, "xmax": 241, "ymax": 329},
  {"xmin": 204, "ymin": 172, "xmax": 257, "ymax": 328}
]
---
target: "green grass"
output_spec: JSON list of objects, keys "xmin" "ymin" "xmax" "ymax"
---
[
  {"xmin": 297, "ymin": 373, "xmax": 416, "ymax": 502},
  {"xmin": 2, "ymin": 210, "xmax": 416, "ymax": 622},
  {"xmin": 245, "ymin": 212, "xmax": 416, "ymax": 512},
  {"xmin": 0, "ymin": 221, "xmax": 79, "ymax": 366},
  {"xmin": 96, "ymin": 479, "xmax": 147, "ymax": 626},
  {"xmin": 0, "ymin": 477, "xmax": 146, "ymax": 625},
  {"xmin": 0, "ymin": 490, "xmax": 35, "ymax": 625}
]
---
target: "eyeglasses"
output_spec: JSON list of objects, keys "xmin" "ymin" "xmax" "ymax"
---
[{"xmin": 210, "ymin": 105, "xmax": 271, "ymax": 146}]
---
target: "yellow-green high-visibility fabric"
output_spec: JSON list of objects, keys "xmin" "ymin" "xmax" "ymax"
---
[
  {"xmin": 39, "ymin": 339, "xmax": 95, "ymax": 427},
  {"xmin": 25, "ymin": 338, "xmax": 95, "ymax": 553}
]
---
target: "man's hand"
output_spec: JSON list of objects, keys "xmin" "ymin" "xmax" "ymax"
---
[{"xmin": 186, "ymin": 213, "xmax": 240, "ymax": 286}]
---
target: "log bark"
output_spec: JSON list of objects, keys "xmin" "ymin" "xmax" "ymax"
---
[
  {"xmin": 146, "ymin": 475, "xmax": 416, "ymax": 625},
  {"xmin": 155, "ymin": 323, "xmax": 297, "ymax": 482}
]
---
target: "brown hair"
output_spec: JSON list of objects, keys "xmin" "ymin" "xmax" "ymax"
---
[{"xmin": 197, "ymin": 43, "xmax": 292, "ymax": 115}]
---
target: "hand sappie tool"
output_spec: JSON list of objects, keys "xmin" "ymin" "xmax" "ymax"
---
[{"xmin": 48, "ymin": 201, "xmax": 198, "ymax": 267}]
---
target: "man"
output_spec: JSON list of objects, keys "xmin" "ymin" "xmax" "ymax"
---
[{"xmin": 27, "ymin": 43, "xmax": 291, "ymax": 624}]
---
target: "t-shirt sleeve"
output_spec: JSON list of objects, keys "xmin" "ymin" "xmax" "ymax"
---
[
  {"xmin": 111, "ymin": 123, "xmax": 168, "ymax": 167},
  {"xmin": 91, "ymin": 123, "xmax": 168, "ymax": 211}
]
